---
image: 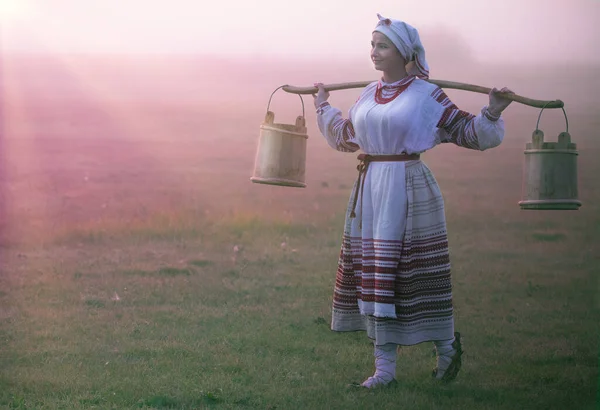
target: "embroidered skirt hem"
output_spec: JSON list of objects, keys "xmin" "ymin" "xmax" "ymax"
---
[{"xmin": 330, "ymin": 160, "xmax": 454, "ymax": 346}]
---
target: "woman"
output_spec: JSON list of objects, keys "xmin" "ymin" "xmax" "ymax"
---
[{"xmin": 313, "ymin": 14, "xmax": 514, "ymax": 388}]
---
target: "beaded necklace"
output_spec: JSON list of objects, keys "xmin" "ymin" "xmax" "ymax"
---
[{"xmin": 374, "ymin": 76, "xmax": 415, "ymax": 104}]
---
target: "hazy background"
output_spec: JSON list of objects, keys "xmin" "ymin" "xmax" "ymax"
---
[
  {"xmin": 2, "ymin": 0, "xmax": 599, "ymax": 122},
  {"xmin": 1, "ymin": 0, "xmax": 599, "ymax": 237},
  {"xmin": 2, "ymin": 0, "xmax": 599, "ymax": 237},
  {"xmin": 1, "ymin": 0, "xmax": 600, "ymax": 63}
]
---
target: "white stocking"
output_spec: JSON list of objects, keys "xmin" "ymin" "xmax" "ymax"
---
[
  {"xmin": 361, "ymin": 343, "xmax": 397, "ymax": 388},
  {"xmin": 433, "ymin": 336, "xmax": 456, "ymax": 379}
]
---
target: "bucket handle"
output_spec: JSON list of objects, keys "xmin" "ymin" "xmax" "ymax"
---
[
  {"xmin": 267, "ymin": 85, "xmax": 305, "ymax": 119},
  {"xmin": 536, "ymin": 102, "xmax": 569, "ymax": 133}
]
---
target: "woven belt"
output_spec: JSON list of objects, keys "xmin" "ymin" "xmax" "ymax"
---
[{"xmin": 350, "ymin": 153, "xmax": 421, "ymax": 218}]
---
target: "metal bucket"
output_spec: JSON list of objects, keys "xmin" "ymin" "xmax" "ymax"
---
[
  {"xmin": 519, "ymin": 107, "xmax": 581, "ymax": 210},
  {"xmin": 250, "ymin": 87, "xmax": 308, "ymax": 188}
]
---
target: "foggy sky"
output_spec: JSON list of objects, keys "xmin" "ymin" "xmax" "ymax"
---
[{"xmin": 1, "ymin": 0, "xmax": 599, "ymax": 63}]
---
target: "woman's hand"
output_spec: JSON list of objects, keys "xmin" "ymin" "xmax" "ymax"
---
[
  {"xmin": 312, "ymin": 82, "xmax": 330, "ymax": 109},
  {"xmin": 488, "ymin": 87, "xmax": 515, "ymax": 116}
]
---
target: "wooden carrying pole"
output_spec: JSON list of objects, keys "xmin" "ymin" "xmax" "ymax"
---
[{"xmin": 282, "ymin": 79, "xmax": 564, "ymax": 109}]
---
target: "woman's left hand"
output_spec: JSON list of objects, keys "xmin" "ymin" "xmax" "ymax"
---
[{"xmin": 488, "ymin": 87, "xmax": 515, "ymax": 116}]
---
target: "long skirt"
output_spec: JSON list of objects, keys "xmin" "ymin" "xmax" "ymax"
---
[{"xmin": 330, "ymin": 159, "xmax": 454, "ymax": 346}]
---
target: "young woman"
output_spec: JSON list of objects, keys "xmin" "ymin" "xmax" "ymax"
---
[{"xmin": 313, "ymin": 14, "xmax": 514, "ymax": 388}]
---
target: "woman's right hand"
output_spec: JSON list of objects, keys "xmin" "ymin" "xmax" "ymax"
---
[{"xmin": 312, "ymin": 83, "xmax": 330, "ymax": 108}]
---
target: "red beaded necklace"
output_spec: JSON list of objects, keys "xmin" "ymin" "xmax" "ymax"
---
[{"xmin": 374, "ymin": 76, "xmax": 415, "ymax": 104}]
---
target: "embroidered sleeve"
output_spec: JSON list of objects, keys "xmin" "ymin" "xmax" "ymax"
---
[
  {"xmin": 432, "ymin": 88, "xmax": 505, "ymax": 151},
  {"xmin": 316, "ymin": 102, "xmax": 360, "ymax": 153}
]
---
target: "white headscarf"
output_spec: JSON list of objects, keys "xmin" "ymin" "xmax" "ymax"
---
[{"xmin": 373, "ymin": 13, "xmax": 430, "ymax": 79}]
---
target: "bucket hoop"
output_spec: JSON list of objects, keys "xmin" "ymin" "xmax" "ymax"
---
[
  {"xmin": 535, "ymin": 102, "xmax": 569, "ymax": 133},
  {"xmin": 267, "ymin": 85, "xmax": 305, "ymax": 118}
]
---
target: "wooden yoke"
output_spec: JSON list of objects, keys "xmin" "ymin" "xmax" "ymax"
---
[{"xmin": 282, "ymin": 80, "xmax": 564, "ymax": 109}]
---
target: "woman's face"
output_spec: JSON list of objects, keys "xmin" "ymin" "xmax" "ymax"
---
[{"xmin": 371, "ymin": 32, "xmax": 405, "ymax": 73}]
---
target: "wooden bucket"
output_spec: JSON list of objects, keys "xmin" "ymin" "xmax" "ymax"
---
[
  {"xmin": 519, "ymin": 108, "xmax": 581, "ymax": 210},
  {"xmin": 250, "ymin": 88, "xmax": 308, "ymax": 188}
]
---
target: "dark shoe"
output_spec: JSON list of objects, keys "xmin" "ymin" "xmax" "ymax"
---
[{"xmin": 432, "ymin": 332, "xmax": 463, "ymax": 382}]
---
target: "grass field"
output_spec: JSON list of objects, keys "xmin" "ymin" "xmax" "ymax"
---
[{"xmin": 0, "ymin": 54, "xmax": 598, "ymax": 409}]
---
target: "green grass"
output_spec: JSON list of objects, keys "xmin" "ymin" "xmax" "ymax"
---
[{"xmin": 1, "ymin": 208, "xmax": 597, "ymax": 409}]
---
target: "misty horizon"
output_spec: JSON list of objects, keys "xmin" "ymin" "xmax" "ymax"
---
[{"xmin": 1, "ymin": 0, "xmax": 599, "ymax": 64}]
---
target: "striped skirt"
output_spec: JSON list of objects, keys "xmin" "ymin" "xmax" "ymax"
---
[{"xmin": 330, "ymin": 160, "xmax": 454, "ymax": 346}]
